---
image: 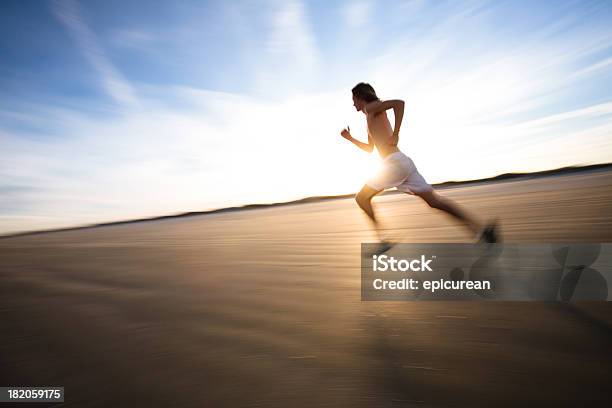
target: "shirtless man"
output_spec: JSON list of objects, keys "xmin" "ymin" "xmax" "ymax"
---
[{"xmin": 340, "ymin": 82, "xmax": 497, "ymax": 244}]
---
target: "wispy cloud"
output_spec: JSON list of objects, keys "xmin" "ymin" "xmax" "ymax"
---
[
  {"xmin": 569, "ymin": 55, "xmax": 612, "ymax": 80},
  {"xmin": 267, "ymin": 0, "xmax": 318, "ymax": 66},
  {"xmin": 509, "ymin": 102, "xmax": 612, "ymax": 132},
  {"xmin": 257, "ymin": 0, "xmax": 319, "ymax": 95},
  {"xmin": 343, "ymin": 0, "xmax": 372, "ymax": 28},
  {"xmin": 50, "ymin": 0, "xmax": 137, "ymax": 106},
  {"xmin": 110, "ymin": 29, "xmax": 156, "ymax": 49}
]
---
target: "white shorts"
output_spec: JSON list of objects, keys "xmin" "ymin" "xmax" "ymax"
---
[{"xmin": 366, "ymin": 151, "xmax": 432, "ymax": 194}]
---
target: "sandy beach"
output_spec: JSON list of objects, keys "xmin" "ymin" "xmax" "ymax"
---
[{"xmin": 1, "ymin": 169, "xmax": 611, "ymax": 407}]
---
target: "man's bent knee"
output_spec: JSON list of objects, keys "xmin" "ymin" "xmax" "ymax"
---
[
  {"xmin": 355, "ymin": 193, "xmax": 370, "ymax": 209},
  {"xmin": 355, "ymin": 186, "xmax": 379, "ymax": 209}
]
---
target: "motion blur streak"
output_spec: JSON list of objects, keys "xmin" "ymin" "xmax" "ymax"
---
[{"xmin": 1, "ymin": 170, "xmax": 611, "ymax": 407}]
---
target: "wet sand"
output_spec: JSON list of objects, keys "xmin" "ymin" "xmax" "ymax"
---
[{"xmin": 1, "ymin": 170, "xmax": 611, "ymax": 407}]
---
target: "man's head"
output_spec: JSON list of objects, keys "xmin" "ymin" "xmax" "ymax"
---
[{"xmin": 351, "ymin": 82, "xmax": 379, "ymax": 112}]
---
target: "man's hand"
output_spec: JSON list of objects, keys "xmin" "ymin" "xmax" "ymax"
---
[
  {"xmin": 341, "ymin": 126, "xmax": 374, "ymax": 153},
  {"xmin": 340, "ymin": 126, "xmax": 352, "ymax": 140}
]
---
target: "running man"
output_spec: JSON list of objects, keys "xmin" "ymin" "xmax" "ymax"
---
[{"xmin": 340, "ymin": 82, "xmax": 498, "ymax": 244}]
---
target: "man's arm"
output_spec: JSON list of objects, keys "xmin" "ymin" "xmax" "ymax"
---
[
  {"xmin": 364, "ymin": 99, "xmax": 405, "ymax": 146},
  {"xmin": 340, "ymin": 127, "xmax": 373, "ymax": 153}
]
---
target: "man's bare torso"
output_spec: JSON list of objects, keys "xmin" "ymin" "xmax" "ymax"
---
[{"xmin": 367, "ymin": 111, "xmax": 400, "ymax": 159}]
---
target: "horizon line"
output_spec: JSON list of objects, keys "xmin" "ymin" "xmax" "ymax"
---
[{"xmin": 1, "ymin": 162, "xmax": 611, "ymax": 239}]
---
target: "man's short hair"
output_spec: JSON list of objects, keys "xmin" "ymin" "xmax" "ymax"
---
[{"xmin": 352, "ymin": 82, "xmax": 379, "ymax": 103}]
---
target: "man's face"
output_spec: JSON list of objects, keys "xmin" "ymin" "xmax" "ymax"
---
[{"xmin": 352, "ymin": 94, "xmax": 365, "ymax": 112}]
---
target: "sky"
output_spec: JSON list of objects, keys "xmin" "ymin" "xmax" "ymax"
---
[{"xmin": 1, "ymin": 0, "xmax": 612, "ymax": 235}]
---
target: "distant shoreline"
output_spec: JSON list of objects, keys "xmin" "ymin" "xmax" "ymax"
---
[{"xmin": 2, "ymin": 162, "xmax": 611, "ymax": 239}]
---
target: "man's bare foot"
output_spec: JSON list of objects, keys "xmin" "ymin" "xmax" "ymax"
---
[{"xmin": 478, "ymin": 220, "xmax": 500, "ymax": 244}]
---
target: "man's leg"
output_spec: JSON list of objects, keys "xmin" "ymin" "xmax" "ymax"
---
[
  {"xmin": 355, "ymin": 185, "xmax": 384, "ymax": 240},
  {"xmin": 415, "ymin": 190, "xmax": 481, "ymax": 235}
]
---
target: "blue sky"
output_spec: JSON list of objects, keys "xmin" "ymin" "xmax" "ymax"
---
[{"xmin": 1, "ymin": 0, "xmax": 612, "ymax": 234}]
